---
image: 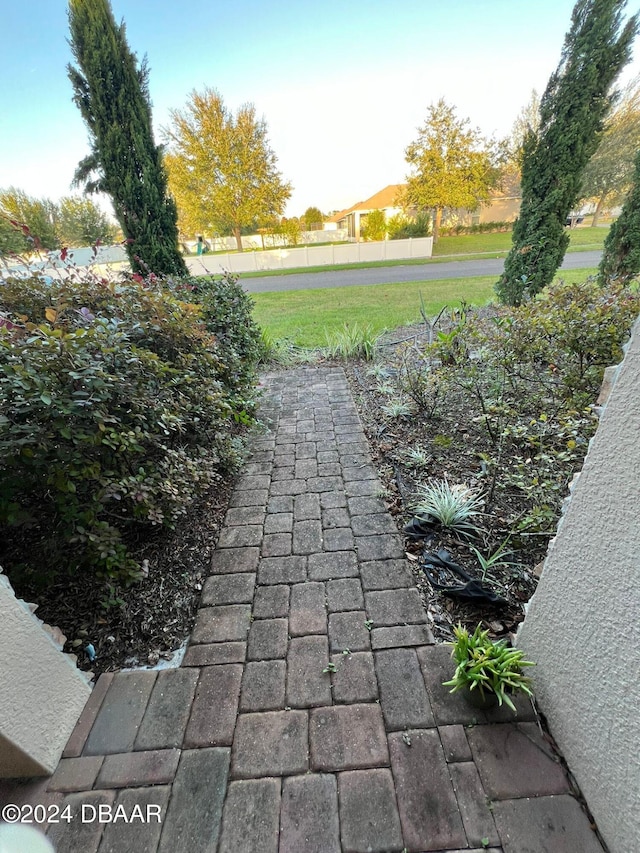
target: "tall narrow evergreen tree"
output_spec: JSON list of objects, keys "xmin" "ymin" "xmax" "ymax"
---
[
  {"xmin": 496, "ymin": 0, "xmax": 637, "ymax": 305},
  {"xmin": 598, "ymin": 147, "xmax": 640, "ymax": 284},
  {"xmin": 67, "ymin": 0, "xmax": 187, "ymax": 276}
]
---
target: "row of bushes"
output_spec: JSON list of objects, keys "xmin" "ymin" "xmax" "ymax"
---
[
  {"xmin": 439, "ymin": 221, "xmax": 514, "ymax": 236},
  {"xmin": 0, "ymin": 270, "xmax": 263, "ymax": 585}
]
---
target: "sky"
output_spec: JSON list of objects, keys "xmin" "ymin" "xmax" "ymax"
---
[{"xmin": 1, "ymin": 0, "xmax": 639, "ymax": 219}]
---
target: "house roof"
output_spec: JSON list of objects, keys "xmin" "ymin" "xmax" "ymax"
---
[
  {"xmin": 327, "ymin": 184, "xmax": 406, "ymax": 222},
  {"xmin": 327, "ymin": 178, "xmax": 522, "ymax": 224}
]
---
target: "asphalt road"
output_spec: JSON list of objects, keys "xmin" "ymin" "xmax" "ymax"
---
[{"xmin": 240, "ymin": 250, "xmax": 602, "ymax": 293}]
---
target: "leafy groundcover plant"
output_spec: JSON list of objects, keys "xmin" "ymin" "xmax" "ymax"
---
[
  {"xmin": 0, "ymin": 270, "xmax": 262, "ymax": 586},
  {"xmin": 444, "ymin": 623, "xmax": 535, "ymax": 712}
]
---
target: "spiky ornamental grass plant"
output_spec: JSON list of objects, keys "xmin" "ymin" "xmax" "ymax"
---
[
  {"xmin": 413, "ymin": 479, "xmax": 484, "ymax": 538},
  {"xmin": 67, "ymin": 0, "xmax": 187, "ymax": 277},
  {"xmin": 496, "ymin": 0, "xmax": 638, "ymax": 305},
  {"xmin": 325, "ymin": 323, "xmax": 379, "ymax": 361}
]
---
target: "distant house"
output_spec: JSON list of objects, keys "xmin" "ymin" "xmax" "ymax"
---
[
  {"xmin": 328, "ymin": 180, "xmax": 522, "ymax": 239},
  {"xmin": 327, "ymin": 184, "xmax": 405, "ymax": 240}
]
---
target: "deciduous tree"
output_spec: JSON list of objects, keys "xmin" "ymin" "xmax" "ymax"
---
[
  {"xmin": 303, "ymin": 206, "xmax": 324, "ymax": 231},
  {"xmin": 496, "ymin": 0, "xmax": 638, "ymax": 305},
  {"xmin": 58, "ymin": 196, "xmax": 117, "ymax": 246},
  {"xmin": 0, "ymin": 188, "xmax": 59, "ymax": 251},
  {"xmin": 580, "ymin": 77, "xmax": 640, "ymax": 224},
  {"xmin": 403, "ymin": 99, "xmax": 497, "ymax": 242},
  {"xmin": 67, "ymin": 0, "xmax": 186, "ymax": 275},
  {"xmin": 164, "ymin": 88, "xmax": 291, "ymax": 252},
  {"xmin": 598, "ymin": 146, "xmax": 640, "ymax": 284}
]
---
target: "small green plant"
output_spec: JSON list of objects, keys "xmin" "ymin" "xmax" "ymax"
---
[
  {"xmin": 325, "ymin": 322, "xmax": 380, "ymax": 361},
  {"xmin": 364, "ymin": 619, "xmax": 374, "ymax": 631},
  {"xmin": 366, "ymin": 364, "xmax": 389, "ymax": 380},
  {"xmin": 433, "ymin": 434, "xmax": 453, "ymax": 448},
  {"xmin": 402, "ymin": 447, "xmax": 430, "ymax": 468},
  {"xmin": 469, "ymin": 537, "xmax": 518, "ymax": 581},
  {"xmin": 381, "ymin": 400, "xmax": 414, "ymax": 418},
  {"xmin": 322, "ymin": 662, "xmax": 338, "ymax": 673},
  {"xmin": 443, "ymin": 623, "xmax": 535, "ymax": 713},
  {"xmin": 414, "ymin": 479, "xmax": 484, "ymax": 538}
]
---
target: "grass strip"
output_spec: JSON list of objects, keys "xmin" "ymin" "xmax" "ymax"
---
[{"xmin": 251, "ymin": 267, "xmax": 598, "ymax": 348}]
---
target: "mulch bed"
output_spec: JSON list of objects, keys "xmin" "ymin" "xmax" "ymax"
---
[
  {"xmin": 2, "ymin": 481, "xmax": 232, "ymax": 677},
  {"xmin": 341, "ymin": 320, "xmax": 562, "ymax": 645}
]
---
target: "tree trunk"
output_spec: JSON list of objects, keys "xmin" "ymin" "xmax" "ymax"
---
[
  {"xmin": 591, "ymin": 193, "xmax": 608, "ymax": 227},
  {"xmin": 234, "ymin": 226, "xmax": 243, "ymax": 252},
  {"xmin": 433, "ymin": 208, "xmax": 443, "ymax": 243}
]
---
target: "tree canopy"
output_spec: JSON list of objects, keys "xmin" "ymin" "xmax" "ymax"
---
[
  {"xmin": 58, "ymin": 196, "xmax": 118, "ymax": 247},
  {"xmin": 67, "ymin": 0, "xmax": 186, "ymax": 275},
  {"xmin": 496, "ymin": 0, "xmax": 638, "ymax": 305},
  {"xmin": 599, "ymin": 145, "xmax": 640, "ymax": 284},
  {"xmin": 580, "ymin": 76, "xmax": 640, "ymax": 223},
  {"xmin": 303, "ymin": 207, "xmax": 324, "ymax": 231},
  {"xmin": 164, "ymin": 88, "xmax": 292, "ymax": 252},
  {"xmin": 403, "ymin": 99, "xmax": 497, "ymax": 242},
  {"xmin": 0, "ymin": 188, "xmax": 59, "ymax": 252}
]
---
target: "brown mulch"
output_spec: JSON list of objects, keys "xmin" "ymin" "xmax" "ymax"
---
[
  {"xmin": 342, "ymin": 321, "xmax": 549, "ymax": 645},
  {"xmin": 3, "ymin": 480, "xmax": 233, "ymax": 677}
]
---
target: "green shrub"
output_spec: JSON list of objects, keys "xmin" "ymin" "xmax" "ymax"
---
[
  {"xmin": 387, "ymin": 211, "xmax": 431, "ymax": 240},
  {"xmin": 361, "ymin": 209, "xmax": 387, "ymax": 242},
  {"xmin": 178, "ymin": 274, "xmax": 264, "ymax": 399},
  {"xmin": 439, "ymin": 220, "xmax": 513, "ymax": 236},
  {"xmin": 0, "ymin": 271, "xmax": 260, "ymax": 585},
  {"xmin": 424, "ymin": 278, "xmax": 640, "ymax": 531}
]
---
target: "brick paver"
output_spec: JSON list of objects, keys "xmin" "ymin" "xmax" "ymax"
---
[
  {"xmin": 25, "ymin": 367, "xmax": 603, "ymax": 853},
  {"xmin": 375, "ymin": 648, "xmax": 435, "ymax": 730},
  {"xmin": 338, "ymin": 769, "xmax": 404, "ymax": 853},
  {"xmin": 280, "ymin": 774, "xmax": 341, "ymax": 853},
  {"xmin": 231, "ymin": 710, "xmax": 309, "ymax": 778},
  {"xmin": 218, "ymin": 778, "xmax": 281, "ymax": 853},
  {"xmin": 157, "ymin": 748, "xmax": 229, "ymax": 853},
  {"xmin": 309, "ymin": 704, "xmax": 389, "ymax": 771}
]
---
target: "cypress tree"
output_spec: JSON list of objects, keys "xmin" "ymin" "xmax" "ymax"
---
[
  {"xmin": 496, "ymin": 0, "xmax": 637, "ymax": 305},
  {"xmin": 67, "ymin": 0, "xmax": 187, "ymax": 276},
  {"xmin": 598, "ymin": 146, "xmax": 640, "ymax": 284}
]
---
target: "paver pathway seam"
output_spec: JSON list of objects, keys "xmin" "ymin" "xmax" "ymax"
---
[{"xmin": 0, "ymin": 367, "xmax": 604, "ymax": 853}]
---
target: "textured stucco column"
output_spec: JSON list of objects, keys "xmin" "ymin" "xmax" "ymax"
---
[
  {"xmin": 518, "ymin": 316, "xmax": 640, "ymax": 853},
  {"xmin": 0, "ymin": 575, "xmax": 91, "ymax": 777}
]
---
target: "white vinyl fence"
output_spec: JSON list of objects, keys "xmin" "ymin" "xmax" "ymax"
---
[
  {"xmin": 186, "ymin": 228, "xmax": 348, "ymax": 253},
  {"xmin": 187, "ymin": 237, "xmax": 433, "ymax": 275}
]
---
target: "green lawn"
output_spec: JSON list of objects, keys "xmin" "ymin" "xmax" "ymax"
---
[
  {"xmin": 434, "ymin": 226, "xmax": 607, "ymax": 256},
  {"xmin": 238, "ymin": 227, "xmax": 608, "ymax": 280},
  {"xmin": 251, "ymin": 267, "xmax": 599, "ymax": 348}
]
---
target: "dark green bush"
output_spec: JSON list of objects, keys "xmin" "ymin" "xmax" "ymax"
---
[
  {"xmin": 0, "ymin": 271, "xmax": 261, "ymax": 584},
  {"xmin": 439, "ymin": 220, "xmax": 513, "ymax": 236},
  {"xmin": 387, "ymin": 211, "xmax": 431, "ymax": 240}
]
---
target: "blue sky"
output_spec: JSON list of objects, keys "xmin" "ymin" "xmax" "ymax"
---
[{"xmin": 1, "ymin": 0, "xmax": 639, "ymax": 217}]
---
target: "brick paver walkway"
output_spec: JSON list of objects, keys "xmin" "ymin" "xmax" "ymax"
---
[{"xmin": 0, "ymin": 368, "xmax": 605, "ymax": 852}]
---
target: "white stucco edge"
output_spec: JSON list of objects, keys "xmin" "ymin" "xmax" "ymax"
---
[
  {"xmin": 517, "ymin": 315, "xmax": 640, "ymax": 853},
  {"xmin": 0, "ymin": 573, "xmax": 92, "ymax": 777}
]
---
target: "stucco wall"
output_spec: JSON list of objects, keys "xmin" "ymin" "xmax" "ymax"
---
[
  {"xmin": 518, "ymin": 316, "xmax": 640, "ymax": 853},
  {"xmin": 0, "ymin": 575, "xmax": 91, "ymax": 777}
]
